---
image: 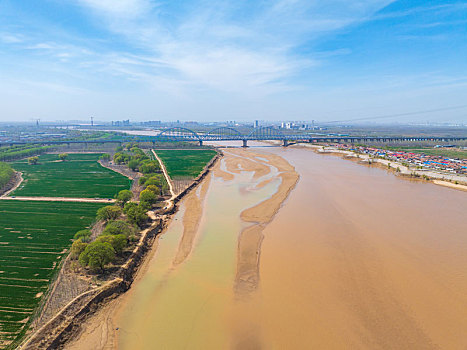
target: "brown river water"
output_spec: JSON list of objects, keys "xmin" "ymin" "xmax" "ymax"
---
[{"xmin": 67, "ymin": 145, "xmax": 467, "ymax": 350}]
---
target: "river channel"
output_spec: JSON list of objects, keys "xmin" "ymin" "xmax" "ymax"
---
[{"xmin": 68, "ymin": 145, "xmax": 467, "ymax": 350}]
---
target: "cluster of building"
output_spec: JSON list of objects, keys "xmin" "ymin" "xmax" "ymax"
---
[
  {"xmin": 279, "ymin": 121, "xmax": 326, "ymax": 130},
  {"xmin": 335, "ymin": 144, "xmax": 467, "ymax": 175},
  {"xmin": 0, "ymin": 130, "xmax": 68, "ymax": 143}
]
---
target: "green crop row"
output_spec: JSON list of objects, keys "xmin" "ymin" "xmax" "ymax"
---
[
  {"xmin": 11, "ymin": 153, "xmax": 130, "ymax": 198},
  {"xmin": 0, "ymin": 201, "xmax": 105, "ymax": 348},
  {"xmin": 154, "ymin": 149, "xmax": 217, "ymax": 179}
]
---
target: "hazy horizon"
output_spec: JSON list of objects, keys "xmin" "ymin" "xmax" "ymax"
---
[{"xmin": 1, "ymin": 0, "xmax": 467, "ymax": 123}]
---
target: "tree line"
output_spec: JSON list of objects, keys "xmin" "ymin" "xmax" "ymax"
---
[
  {"xmin": 0, "ymin": 145, "xmax": 52, "ymax": 162},
  {"xmin": 70, "ymin": 145, "xmax": 168, "ymax": 272},
  {"xmin": 0, "ymin": 162, "xmax": 14, "ymax": 190},
  {"xmin": 112, "ymin": 144, "xmax": 169, "ymax": 194}
]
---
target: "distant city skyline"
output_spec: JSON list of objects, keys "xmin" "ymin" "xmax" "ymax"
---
[{"xmin": 0, "ymin": 0, "xmax": 466, "ymax": 123}]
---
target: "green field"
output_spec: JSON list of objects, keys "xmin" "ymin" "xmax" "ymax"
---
[
  {"xmin": 154, "ymin": 150, "xmax": 217, "ymax": 179},
  {"xmin": 386, "ymin": 147, "xmax": 466, "ymax": 159},
  {"xmin": 11, "ymin": 153, "xmax": 130, "ymax": 198},
  {"xmin": 409, "ymin": 148, "xmax": 466, "ymax": 159},
  {"xmin": 0, "ymin": 201, "xmax": 104, "ymax": 348}
]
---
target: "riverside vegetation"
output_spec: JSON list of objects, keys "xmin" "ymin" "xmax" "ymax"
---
[
  {"xmin": 113, "ymin": 144, "xmax": 169, "ymax": 195},
  {"xmin": 71, "ymin": 145, "xmax": 170, "ymax": 273}
]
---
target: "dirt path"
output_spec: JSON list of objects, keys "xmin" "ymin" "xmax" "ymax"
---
[
  {"xmin": 0, "ymin": 196, "xmax": 116, "ymax": 203},
  {"xmin": 151, "ymin": 149, "xmax": 176, "ymax": 210}
]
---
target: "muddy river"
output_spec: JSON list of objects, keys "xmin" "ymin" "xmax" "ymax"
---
[{"xmin": 68, "ymin": 145, "xmax": 467, "ymax": 350}]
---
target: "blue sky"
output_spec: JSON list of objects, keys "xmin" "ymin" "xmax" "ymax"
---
[{"xmin": 0, "ymin": 0, "xmax": 466, "ymax": 123}]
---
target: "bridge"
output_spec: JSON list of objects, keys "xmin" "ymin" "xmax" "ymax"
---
[{"xmin": 1, "ymin": 126, "xmax": 466, "ymax": 148}]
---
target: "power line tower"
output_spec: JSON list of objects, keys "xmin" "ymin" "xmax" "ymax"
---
[
  {"xmin": 32, "ymin": 118, "xmax": 40, "ymax": 127},
  {"xmin": 91, "ymin": 116, "xmax": 94, "ymax": 127}
]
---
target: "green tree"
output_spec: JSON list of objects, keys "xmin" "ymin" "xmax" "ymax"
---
[
  {"xmin": 116, "ymin": 189, "xmax": 133, "ymax": 205},
  {"xmin": 139, "ymin": 161, "xmax": 159, "ymax": 174},
  {"xmin": 0, "ymin": 162, "xmax": 14, "ymax": 189},
  {"xmin": 145, "ymin": 185, "xmax": 160, "ymax": 195},
  {"xmin": 144, "ymin": 176, "xmax": 162, "ymax": 187},
  {"xmin": 27, "ymin": 156, "xmax": 39, "ymax": 165},
  {"xmin": 100, "ymin": 153, "xmax": 111, "ymax": 161},
  {"xmin": 58, "ymin": 153, "xmax": 68, "ymax": 161},
  {"xmin": 139, "ymin": 189, "xmax": 157, "ymax": 205},
  {"xmin": 79, "ymin": 242, "xmax": 115, "ymax": 272},
  {"xmin": 95, "ymin": 234, "xmax": 127, "ymax": 254},
  {"xmin": 74, "ymin": 229, "xmax": 92, "ymax": 242},
  {"xmin": 103, "ymin": 220, "xmax": 136, "ymax": 237},
  {"xmin": 138, "ymin": 200, "xmax": 151, "ymax": 212},
  {"xmin": 96, "ymin": 205, "xmax": 122, "ymax": 221},
  {"xmin": 113, "ymin": 152, "xmax": 129, "ymax": 165},
  {"xmin": 138, "ymin": 176, "xmax": 148, "ymax": 186},
  {"xmin": 128, "ymin": 159, "xmax": 140, "ymax": 171},
  {"xmin": 124, "ymin": 202, "xmax": 148, "ymax": 227},
  {"xmin": 71, "ymin": 239, "xmax": 88, "ymax": 259}
]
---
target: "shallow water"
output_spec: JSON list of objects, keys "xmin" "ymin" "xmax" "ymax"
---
[{"xmin": 114, "ymin": 146, "xmax": 467, "ymax": 349}]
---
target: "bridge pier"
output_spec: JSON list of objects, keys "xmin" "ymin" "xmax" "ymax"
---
[
  {"xmin": 199, "ymin": 140, "xmax": 203, "ymax": 146},
  {"xmin": 242, "ymin": 139, "xmax": 248, "ymax": 148},
  {"xmin": 282, "ymin": 139, "xmax": 289, "ymax": 147}
]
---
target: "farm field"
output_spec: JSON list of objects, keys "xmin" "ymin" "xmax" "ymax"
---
[
  {"xmin": 0, "ymin": 200, "xmax": 104, "ymax": 349},
  {"xmin": 154, "ymin": 149, "xmax": 217, "ymax": 179},
  {"xmin": 384, "ymin": 147, "xmax": 467, "ymax": 159},
  {"xmin": 11, "ymin": 153, "xmax": 130, "ymax": 198}
]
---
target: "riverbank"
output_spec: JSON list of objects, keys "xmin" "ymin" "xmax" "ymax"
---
[
  {"xmin": 293, "ymin": 143, "xmax": 467, "ymax": 192},
  {"xmin": 19, "ymin": 151, "xmax": 221, "ymax": 349}
]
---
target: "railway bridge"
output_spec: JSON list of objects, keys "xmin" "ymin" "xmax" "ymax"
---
[{"xmin": 1, "ymin": 126, "xmax": 466, "ymax": 148}]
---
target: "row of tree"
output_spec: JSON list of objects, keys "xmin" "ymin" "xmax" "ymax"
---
[
  {"xmin": 113, "ymin": 145, "xmax": 169, "ymax": 194},
  {"xmin": 0, "ymin": 162, "xmax": 14, "ymax": 190},
  {"xmin": 69, "ymin": 145, "xmax": 169, "ymax": 272},
  {"xmin": 0, "ymin": 145, "xmax": 52, "ymax": 162},
  {"xmin": 70, "ymin": 183, "xmax": 162, "ymax": 272}
]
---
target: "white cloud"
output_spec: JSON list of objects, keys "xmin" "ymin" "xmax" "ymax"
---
[
  {"xmin": 0, "ymin": 33, "xmax": 24, "ymax": 43},
  {"xmin": 76, "ymin": 0, "xmax": 152, "ymax": 18},
  {"xmin": 70, "ymin": 0, "xmax": 396, "ymax": 97}
]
